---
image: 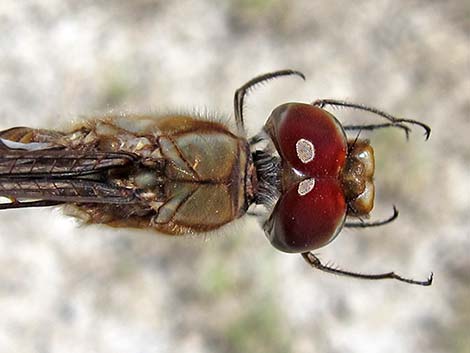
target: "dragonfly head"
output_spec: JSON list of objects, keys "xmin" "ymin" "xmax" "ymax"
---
[{"xmin": 260, "ymin": 103, "xmax": 376, "ymax": 253}]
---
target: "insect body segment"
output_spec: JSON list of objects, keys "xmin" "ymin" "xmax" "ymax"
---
[
  {"xmin": 0, "ymin": 70, "xmax": 432, "ymax": 286},
  {"xmin": 0, "ymin": 116, "xmax": 253, "ymax": 235}
]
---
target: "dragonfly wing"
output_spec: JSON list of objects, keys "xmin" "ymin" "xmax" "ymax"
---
[
  {"xmin": 0, "ymin": 139, "xmax": 137, "ymax": 178},
  {"xmin": 0, "ymin": 178, "xmax": 139, "ymax": 210}
]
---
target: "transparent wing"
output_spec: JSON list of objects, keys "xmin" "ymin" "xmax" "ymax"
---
[
  {"xmin": 0, "ymin": 139, "xmax": 136, "ymax": 178},
  {"xmin": 0, "ymin": 137, "xmax": 140, "ymax": 209}
]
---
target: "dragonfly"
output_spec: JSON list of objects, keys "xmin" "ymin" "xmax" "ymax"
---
[{"xmin": 0, "ymin": 70, "xmax": 433, "ymax": 286}]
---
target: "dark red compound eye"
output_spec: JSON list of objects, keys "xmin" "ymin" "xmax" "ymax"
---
[
  {"xmin": 264, "ymin": 178, "xmax": 347, "ymax": 253},
  {"xmin": 264, "ymin": 103, "xmax": 347, "ymax": 177},
  {"xmin": 263, "ymin": 102, "xmax": 349, "ymax": 253}
]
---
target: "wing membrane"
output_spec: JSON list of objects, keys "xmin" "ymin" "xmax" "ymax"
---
[
  {"xmin": 0, "ymin": 140, "xmax": 136, "ymax": 178},
  {"xmin": 0, "ymin": 138, "xmax": 140, "ymax": 209},
  {"xmin": 0, "ymin": 178, "xmax": 137, "ymax": 206}
]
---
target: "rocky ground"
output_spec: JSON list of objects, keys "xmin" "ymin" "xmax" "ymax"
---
[{"xmin": 0, "ymin": 1, "xmax": 468, "ymax": 353}]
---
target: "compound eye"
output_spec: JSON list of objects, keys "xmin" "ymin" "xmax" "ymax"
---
[
  {"xmin": 264, "ymin": 178, "xmax": 347, "ymax": 253},
  {"xmin": 265, "ymin": 103, "xmax": 347, "ymax": 177}
]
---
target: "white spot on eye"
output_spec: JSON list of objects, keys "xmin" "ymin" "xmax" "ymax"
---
[
  {"xmin": 298, "ymin": 178, "xmax": 316, "ymax": 196},
  {"xmin": 296, "ymin": 138, "xmax": 315, "ymax": 163}
]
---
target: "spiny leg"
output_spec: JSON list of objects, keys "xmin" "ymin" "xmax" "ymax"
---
[
  {"xmin": 312, "ymin": 99, "xmax": 431, "ymax": 140},
  {"xmin": 234, "ymin": 70, "xmax": 305, "ymax": 134},
  {"xmin": 345, "ymin": 206, "xmax": 399, "ymax": 228},
  {"xmin": 301, "ymin": 252, "xmax": 433, "ymax": 286},
  {"xmin": 344, "ymin": 123, "xmax": 411, "ymax": 139}
]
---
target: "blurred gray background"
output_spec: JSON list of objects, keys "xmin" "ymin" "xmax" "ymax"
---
[{"xmin": 0, "ymin": 1, "xmax": 468, "ymax": 353}]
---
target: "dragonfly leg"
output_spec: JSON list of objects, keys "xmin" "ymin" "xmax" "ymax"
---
[
  {"xmin": 345, "ymin": 206, "xmax": 399, "ymax": 228},
  {"xmin": 234, "ymin": 70, "xmax": 305, "ymax": 134},
  {"xmin": 301, "ymin": 252, "xmax": 433, "ymax": 286},
  {"xmin": 312, "ymin": 99, "xmax": 431, "ymax": 140},
  {"xmin": 344, "ymin": 123, "xmax": 412, "ymax": 139}
]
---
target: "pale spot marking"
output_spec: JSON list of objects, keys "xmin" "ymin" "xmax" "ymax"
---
[
  {"xmin": 298, "ymin": 178, "xmax": 316, "ymax": 196},
  {"xmin": 296, "ymin": 138, "xmax": 315, "ymax": 163}
]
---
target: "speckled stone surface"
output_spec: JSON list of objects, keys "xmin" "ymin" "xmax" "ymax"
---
[{"xmin": 0, "ymin": 1, "xmax": 468, "ymax": 353}]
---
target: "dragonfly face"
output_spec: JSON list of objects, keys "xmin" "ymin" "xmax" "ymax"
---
[
  {"xmin": 262, "ymin": 103, "xmax": 352, "ymax": 253},
  {"xmin": 0, "ymin": 70, "xmax": 433, "ymax": 285},
  {"xmin": 260, "ymin": 103, "xmax": 377, "ymax": 253}
]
